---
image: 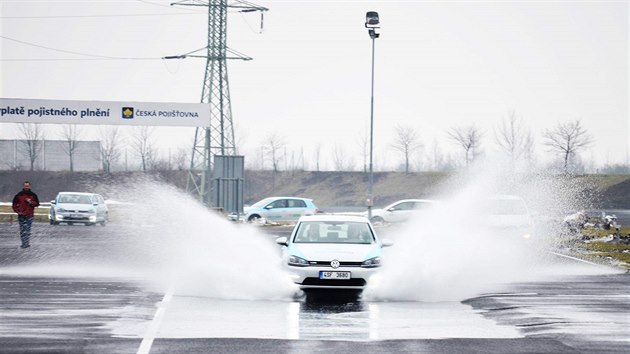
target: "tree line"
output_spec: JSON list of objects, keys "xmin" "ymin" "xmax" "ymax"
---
[{"xmin": 7, "ymin": 111, "xmax": 625, "ymax": 175}]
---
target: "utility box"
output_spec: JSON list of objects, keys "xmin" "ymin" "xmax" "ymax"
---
[{"xmin": 211, "ymin": 155, "xmax": 244, "ymax": 214}]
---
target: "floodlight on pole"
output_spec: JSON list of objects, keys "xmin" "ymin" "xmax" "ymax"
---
[{"xmin": 365, "ymin": 11, "xmax": 380, "ymax": 220}]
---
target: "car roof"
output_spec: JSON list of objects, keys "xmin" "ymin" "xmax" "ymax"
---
[
  {"xmin": 57, "ymin": 192, "xmax": 97, "ymax": 196},
  {"xmin": 298, "ymin": 214, "xmax": 369, "ymax": 223},
  {"xmin": 388, "ymin": 198, "xmax": 436, "ymax": 204},
  {"xmin": 265, "ymin": 196, "xmax": 313, "ymax": 200}
]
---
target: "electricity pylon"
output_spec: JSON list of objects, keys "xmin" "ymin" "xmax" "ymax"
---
[{"xmin": 171, "ymin": 0, "xmax": 267, "ymax": 206}]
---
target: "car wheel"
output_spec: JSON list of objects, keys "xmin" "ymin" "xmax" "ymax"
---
[
  {"xmin": 370, "ymin": 216, "xmax": 385, "ymax": 226},
  {"xmin": 248, "ymin": 215, "xmax": 262, "ymax": 223}
]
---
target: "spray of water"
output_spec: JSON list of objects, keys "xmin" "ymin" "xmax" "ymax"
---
[
  {"xmin": 3, "ymin": 175, "xmax": 298, "ymax": 301},
  {"xmin": 3, "ymin": 166, "xmax": 618, "ymax": 303},
  {"xmin": 363, "ymin": 159, "xmax": 613, "ymax": 302},
  {"xmin": 106, "ymin": 176, "xmax": 299, "ymax": 300}
]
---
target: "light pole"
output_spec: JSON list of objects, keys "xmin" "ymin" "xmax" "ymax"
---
[{"xmin": 365, "ymin": 11, "xmax": 380, "ymax": 220}]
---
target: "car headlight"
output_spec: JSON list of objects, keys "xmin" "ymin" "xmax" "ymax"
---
[
  {"xmin": 361, "ymin": 257, "xmax": 381, "ymax": 268},
  {"xmin": 57, "ymin": 208, "xmax": 68, "ymax": 212},
  {"xmin": 288, "ymin": 255, "xmax": 309, "ymax": 267}
]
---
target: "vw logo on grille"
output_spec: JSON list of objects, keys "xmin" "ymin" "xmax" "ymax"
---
[{"xmin": 330, "ymin": 259, "xmax": 340, "ymax": 269}]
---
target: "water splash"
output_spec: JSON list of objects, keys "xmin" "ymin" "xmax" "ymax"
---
[
  {"xmin": 3, "ymin": 175, "xmax": 298, "ymax": 301},
  {"xmin": 363, "ymin": 159, "xmax": 613, "ymax": 302},
  {"xmin": 107, "ymin": 176, "xmax": 298, "ymax": 300}
]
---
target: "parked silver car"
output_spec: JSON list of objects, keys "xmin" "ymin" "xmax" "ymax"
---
[
  {"xmin": 366, "ymin": 199, "xmax": 437, "ymax": 225},
  {"xmin": 49, "ymin": 192, "xmax": 108, "ymax": 226},
  {"xmin": 236, "ymin": 196, "xmax": 319, "ymax": 223}
]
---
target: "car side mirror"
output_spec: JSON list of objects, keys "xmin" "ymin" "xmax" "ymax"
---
[
  {"xmin": 93, "ymin": 202, "xmax": 99, "ymax": 206},
  {"xmin": 381, "ymin": 238, "xmax": 394, "ymax": 247},
  {"xmin": 50, "ymin": 200, "xmax": 56, "ymax": 205},
  {"xmin": 275, "ymin": 237, "xmax": 288, "ymax": 246},
  {"xmin": 265, "ymin": 205, "xmax": 273, "ymax": 210}
]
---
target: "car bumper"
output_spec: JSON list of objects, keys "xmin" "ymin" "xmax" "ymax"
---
[
  {"xmin": 287, "ymin": 266, "xmax": 379, "ymax": 290},
  {"xmin": 52, "ymin": 213, "xmax": 97, "ymax": 222}
]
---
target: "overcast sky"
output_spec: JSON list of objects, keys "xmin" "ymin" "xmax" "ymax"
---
[{"xmin": 1, "ymin": 0, "xmax": 628, "ymax": 170}]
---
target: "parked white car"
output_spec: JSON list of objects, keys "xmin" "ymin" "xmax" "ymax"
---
[
  {"xmin": 276, "ymin": 214, "xmax": 393, "ymax": 291},
  {"xmin": 366, "ymin": 199, "xmax": 437, "ymax": 225},
  {"xmin": 49, "ymin": 192, "xmax": 108, "ymax": 226},
  {"xmin": 482, "ymin": 195, "xmax": 534, "ymax": 240},
  {"xmin": 235, "ymin": 197, "xmax": 319, "ymax": 224}
]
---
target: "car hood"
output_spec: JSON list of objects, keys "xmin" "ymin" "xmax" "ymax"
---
[
  {"xmin": 289, "ymin": 243, "xmax": 381, "ymax": 262},
  {"xmin": 55, "ymin": 203, "xmax": 94, "ymax": 210}
]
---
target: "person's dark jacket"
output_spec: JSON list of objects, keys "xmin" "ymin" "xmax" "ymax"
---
[{"xmin": 12, "ymin": 190, "xmax": 40, "ymax": 218}]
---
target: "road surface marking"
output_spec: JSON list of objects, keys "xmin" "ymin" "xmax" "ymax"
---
[{"xmin": 136, "ymin": 288, "xmax": 174, "ymax": 354}]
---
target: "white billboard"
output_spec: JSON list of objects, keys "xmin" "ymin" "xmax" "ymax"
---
[{"xmin": 0, "ymin": 98, "xmax": 210, "ymax": 127}]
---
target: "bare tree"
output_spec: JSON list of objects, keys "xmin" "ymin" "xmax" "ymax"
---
[
  {"xmin": 495, "ymin": 110, "xmax": 534, "ymax": 162},
  {"xmin": 262, "ymin": 133, "xmax": 285, "ymax": 172},
  {"xmin": 17, "ymin": 123, "xmax": 45, "ymax": 171},
  {"xmin": 542, "ymin": 119, "xmax": 593, "ymax": 173},
  {"xmin": 284, "ymin": 146, "xmax": 303, "ymax": 172},
  {"xmin": 357, "ymin": 133, "xmax": 369, "ymax": 173},
  {"xmin": 390, "ymin": 124, "xmax": 422, "ymax": 173},
  {"xmin": 130, "ymin": 126, "xmax": 156, "ymax": 172},
  {"xmin": 331, "ymin": 144, "xmax": 351, "ymax": 171},
  {"xmin": 447, "ymin": 125, "xmax": 483, "ymax": 167},
  {"xmin": 60, "ymin": 124, "xmax": 82, "ymax": 172},
  {"xmin": 99, "ymin": 127, "xmax": 121, "ymax": 173},
  {"xmin": 313, "ymin": 143, "xmax": 322, "ymax": 172},
  {"xmin": 428, "ymin": 139, "xmax": 444, "ymax": 171},
  {"xmin": 173, "ymin": 147, "xmax": 189, "ymax": 171}
]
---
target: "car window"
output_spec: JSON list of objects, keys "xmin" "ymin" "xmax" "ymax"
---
[
  {"xmin": 251, "ymin": 197, "xmax": 273, "ymax": 208},
  {"xmin": 268, "ymin": 199, "xmax": 287, "ymax": 209},
  {"xmin": 413, "ymin": 202, "xmax": 431, "ymax": 210},
  {"xmin": 294, "ymin": 221, "xmax": 372, "ymax": 244},
  {"xmin": 392, "ymin": 202, "xmax": 413, "ymax": 211},
  {"xmin": 287, "ymin": 199, "xmax": 307, "ymax": 208},
  {"xmin": 59, "ymin": 194, "xmax": 90, "ymax": 204}
]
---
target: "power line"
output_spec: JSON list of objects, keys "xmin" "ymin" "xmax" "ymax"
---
[
  {"xmin": 0, "ymin": 35, "xmax": 162, "ymax": 61},
  {"xmin": 0, "ymin": 12, "xmax": 204, "ymax": 19}
]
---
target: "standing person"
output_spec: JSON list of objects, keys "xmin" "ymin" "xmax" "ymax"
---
[{"xmin": 12, "ymin": 181, "xmax": 40, "ymax": 249}]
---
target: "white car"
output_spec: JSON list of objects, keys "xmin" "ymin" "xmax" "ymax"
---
[
  {"xmin": 237, "ymin": 196, "xmax": 319, "ymax": 223},
  {"xmin": 481, "ymin": 195, "xmax": 534, "ymax": 240},
  {"xmin": 49, "ymin": 192, "xmax": 109, "ymax": 226},
  {"xmin": 366, "ymin": 199, "xmax": 436, "ymax": 225},
  {"xmin": 275, "ymin": 214, "xmax": 393, "ymax": 291}
]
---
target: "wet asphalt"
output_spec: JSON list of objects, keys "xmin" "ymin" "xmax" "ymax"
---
[{"xmin": 0, "ymin": 222, "xmax": 629, "ymax": 353}]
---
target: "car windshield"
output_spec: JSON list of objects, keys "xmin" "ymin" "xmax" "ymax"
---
[
  {"xmin": 294, "ymin": 221, "xmax": 373, "ymax": 244},
  {"xmin": 250, "ymin": 197, "xmax": 275, "ymax": 208},
  {"xmin": 59, "ymin": 194, "xmax": 91, "ymax": 204}
]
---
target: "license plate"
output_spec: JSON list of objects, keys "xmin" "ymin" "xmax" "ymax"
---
[
  {"xmin": 71, "ymin": 214, "xmax": 82, "ymax": 218},
  {"xmin": 320, "ymin": 271, "xmax": 351, "ymax": 280}
]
